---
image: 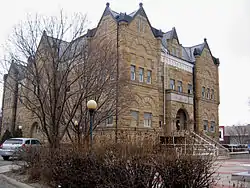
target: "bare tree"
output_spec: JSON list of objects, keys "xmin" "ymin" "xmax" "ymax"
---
[
  {"xmin": 228, "ymin": 125, "xmax": 250, "ymax": 144},
  {"xmin": 2, "ymin": 11, "xmax": 131, "ymax": 148}
]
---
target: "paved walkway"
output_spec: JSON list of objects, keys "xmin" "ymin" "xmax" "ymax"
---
[
  {"xmin": 214, "ymin": 159, "xmax": 250, "ymax": 188},
  {"xmin": 0, "ymin": 177, "xmax": 18, "ymax": 188}
]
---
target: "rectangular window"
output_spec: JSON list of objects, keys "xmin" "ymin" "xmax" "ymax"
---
[
  {"xmin": 131, "ymin": 111, "xmax": 139, "ymax": 127},
  {"xmin": 139, "ymin": 68, "xmax": 144, "ymax": 82},
  {"xmin": 172, "ymin": 47, "xmax": 176, "ymax": 56},
  {"xmin": 104, "ymin": 20, "xmax": 108, "ymax": 33},
  {"xmin": 211, "ymin": 89, "xmax": 214, "ymax": 100},
  {"xmin": 159, "ymin": 115, "xmax": 163, "ymax": 128},
  {"xmin": 106, "ymin": 115, "xmax": 113, "ymax": 126},
  {"xmin": 66, "ymin": 81, "xmax": 70, "ymax": 92},
  {"xmin": 176, "ymin": 48, "xmax": 180, "ymax": 57},
  {"xmin": 170, "ymin": 79, "xmax": 175, "ymax": 90},
  {"xmin": 207, "ymin": 88, "xmax": 210, "ymax": 99},
  {"xmin": 177, "ymin": 81, "xmax": 182, "ymax": 92},
  {"xmin": 188, "ymin": 84, "xmax": 193, "ymax": 94},
  {"xmin": 34, "ymin": 85, "xmax": 37, "ymax": 95},
  {"xmin": 137, "ymin": 17, "xmax": 145, "ymax": 33},
  {"xmin": 110, "ymin": 73, "xmax": 115, "ymax": 80},
  {"xmin": 131, "ymin": 65, "xmax": 136, "ymax": 80},
  {"xmin": 202, "ymin": 87, "xmax": 205, "ymax": 98},
  {"xmin": 203, "ymin": 120, "xmax": 208, "ymax": 132},
  {"xmin": 147, "ymin": 70, "xmax": 152, "ymax": 84},
  {"xmin": 144, "ymin": 112, "xmax": 152, "ymax": 127},
  {"xmin": 210, "ymin": 121, "xmax": 215, "ymax": 132}
]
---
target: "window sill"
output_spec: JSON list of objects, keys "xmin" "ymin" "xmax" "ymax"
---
[{"xmin": 106, "ymin": 124, "xmax": 113, "ymax": 127}]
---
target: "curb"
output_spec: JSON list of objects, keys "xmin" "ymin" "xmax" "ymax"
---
[{"xmin": 0, "ymin": 174, "xmax": 34, "ymax": 188}]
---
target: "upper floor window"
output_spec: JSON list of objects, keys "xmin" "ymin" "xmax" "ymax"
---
[
  {"xmin": 170, "ymin": 79, "xmax": 175, "ymax": 90},
  {"xmin": 144, "ymin": 112, "xmax": 152, "ymax": 127},
  {"xmin": 147, "ymin": 70, "xmax": 152, "ymax": 84},
  {"xmin": 104, "ymin": 20, "xmax": 108, "ymax": 33},
  {"xmin": 137, "ymin": 17, "xmax": 145, "ymax": 33},
  {"xmin": 210, "ymin": 121, "xmax": 215, "ymax": 132},
  {"xmin": 176, "ymin": 48, "xmax": 180, "ymax": 57},
  {"xmin": 203, "ymin": 120, "xmax": 208, "ymax": 132},
  {"xmin": 34, "ymin": 85, "xmax": 38, "ymax": 95},
  {"xmin": 188, "ymin": 84, "xmax": 193, "ymax": 94},
  {"xmin": 106, "ymin": 115, "xmax": 113, "ymax": 126},
  {"xmin": 202, "ymin": 87, "xmax": 205, "ymax": 98},
  {"xmin": 207, "ymin": 88, "xmax": 210, "ymax": 99},
  {"xmin": 172, "ymin": 47, "xmax": 176, "ymax": 56},
  {"xmin": 211, "ymin": 89, "xmax": 214, "ymax": 100},
  {"xmin": 131, "ymin": 111, "xmax": 139, "ymax": 127},
  {"xmin": 131, "ymin": 65, "xmax": 136, "ymax": 80},
  {"xmin": 177, "ymin": 81, "xmax": 182, "ymax": 92},
  {"xmin": 66, "ymin": 81, "xmax": 71, "ymax": 92},
  {"xmin": 139, "ymin": 68, "xmax": 144, "ymax": 82}
]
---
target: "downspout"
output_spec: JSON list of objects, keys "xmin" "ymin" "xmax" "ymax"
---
[
  {"xmin": 163, "ymin": 55, "xmax": 166, "ymax": 126},
  {"xmin": 193, "ymin": 64, "xmax": 196, "ymax": 132},
  {"xmin": 115, "ymin": 21, "xmax": 119, "ymax": 143}
]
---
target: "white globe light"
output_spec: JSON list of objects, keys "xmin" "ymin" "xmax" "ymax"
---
[{"xmin": 87, "ymin": 100, "xmax": 97, "ymax": 110}]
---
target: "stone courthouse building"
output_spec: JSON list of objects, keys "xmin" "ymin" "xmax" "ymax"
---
[{"xmin": 1, "ymin": 3, "xmax": 223, "ymax": 152}]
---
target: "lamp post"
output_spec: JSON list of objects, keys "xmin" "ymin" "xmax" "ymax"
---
[
  {"xmin": 74, "ymin": 120, "xmax": 79, "ymax": 145},
  {"xmin": 18, "ymin": 125, "xmax": 22, "ymax": 137},
  {"xmin": 87, "ymin": 100, "xmax": 97, "ymax": 148}
]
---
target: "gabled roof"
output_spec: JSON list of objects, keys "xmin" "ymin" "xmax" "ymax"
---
[
  {"xmin": 93, "ymin": 2, "xmax": 163, "ymax": 38},
  {"xmin": 6, "ymin": 61, "xmax": 26, "ymax": 81},
  {"xmin": 163, "ymin": 27, "xmax": 179, "ymax": 44},
  {"xmin": 161, "ymin": 29, "xmax": 220, "ymax": 65}
]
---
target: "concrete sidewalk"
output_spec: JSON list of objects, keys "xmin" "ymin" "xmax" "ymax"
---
[
  {"xmin": 0, "ymin": 174, "xmax": 33, "ymax": 188},
  {"xmin": 0, "ymin": 165, "xmax": 21, "ymax": 174},
  {"xmin": 0, "ymin": 164, "xmax": 35, "ymax": 188}
]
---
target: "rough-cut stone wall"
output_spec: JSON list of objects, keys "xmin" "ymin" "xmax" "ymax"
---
[
  {"xmin": 2, "ymin": 70, "xmax": 17, "ymax": 135},
  {"xmin": 117, "ymin": 13, "xmax": 162, "ymax": 132},
  {"xmin": 195, "ymin": 48, "xmax": 219, "ymax": 137},
  {"xmin": 1, "ymin": 6, "xmax": 220, "ymax": 144}
]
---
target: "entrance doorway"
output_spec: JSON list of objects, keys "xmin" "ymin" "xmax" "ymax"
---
[{"xmin": 176, "ymin": 109, "xmax": 188, "ymax": 131}]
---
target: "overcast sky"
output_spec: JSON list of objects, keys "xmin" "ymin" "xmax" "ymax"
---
[{"xmin": 0, "ymin": 0, "xmax": 249, "ymax": 126}]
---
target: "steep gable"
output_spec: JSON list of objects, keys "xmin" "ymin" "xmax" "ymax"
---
[
  {"xmin": 127, "ymin": 3, "xmax": 163, "ymax": 38},
  {"xmin": 93, "ymin": 3, "xmax": 163, "ymax": 38}
]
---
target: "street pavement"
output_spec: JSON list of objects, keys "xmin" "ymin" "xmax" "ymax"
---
[
  {"xmin": 0, "ymin": 177, "xmax": 18, "ymax": 188},
  {"xmin": 0, "ymin": 157, "xmax": 12, "ymax": 167},
  {"xmin": 0, "ymin": 157, "xmax": 24, "ymax": 188},
  {"xmin": 214, "ymin": 159, "xmax": 250, "ymax": 188}
]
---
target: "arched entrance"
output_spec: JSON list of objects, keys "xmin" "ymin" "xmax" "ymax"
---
[
  {"xmin": 30, "ymin": 122, "xmax": 40, "ymax": 138},
  {"xmin": 176, "ymin": 109, "xmax": 188, "ymax": 131}
]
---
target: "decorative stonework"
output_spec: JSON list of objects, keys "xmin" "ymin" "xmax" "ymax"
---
[
  {"xmin": 166, "ymin": 92, "xmax": 193, "ymax": 105},
  {"xmin": 161, "ymin": 53, "xmax": 193, "ymax": 73}
]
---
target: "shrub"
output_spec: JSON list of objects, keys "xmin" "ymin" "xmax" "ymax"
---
[{"xmin": 20, "ymin": 143, "xmax": 217, "ymax": 188}]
